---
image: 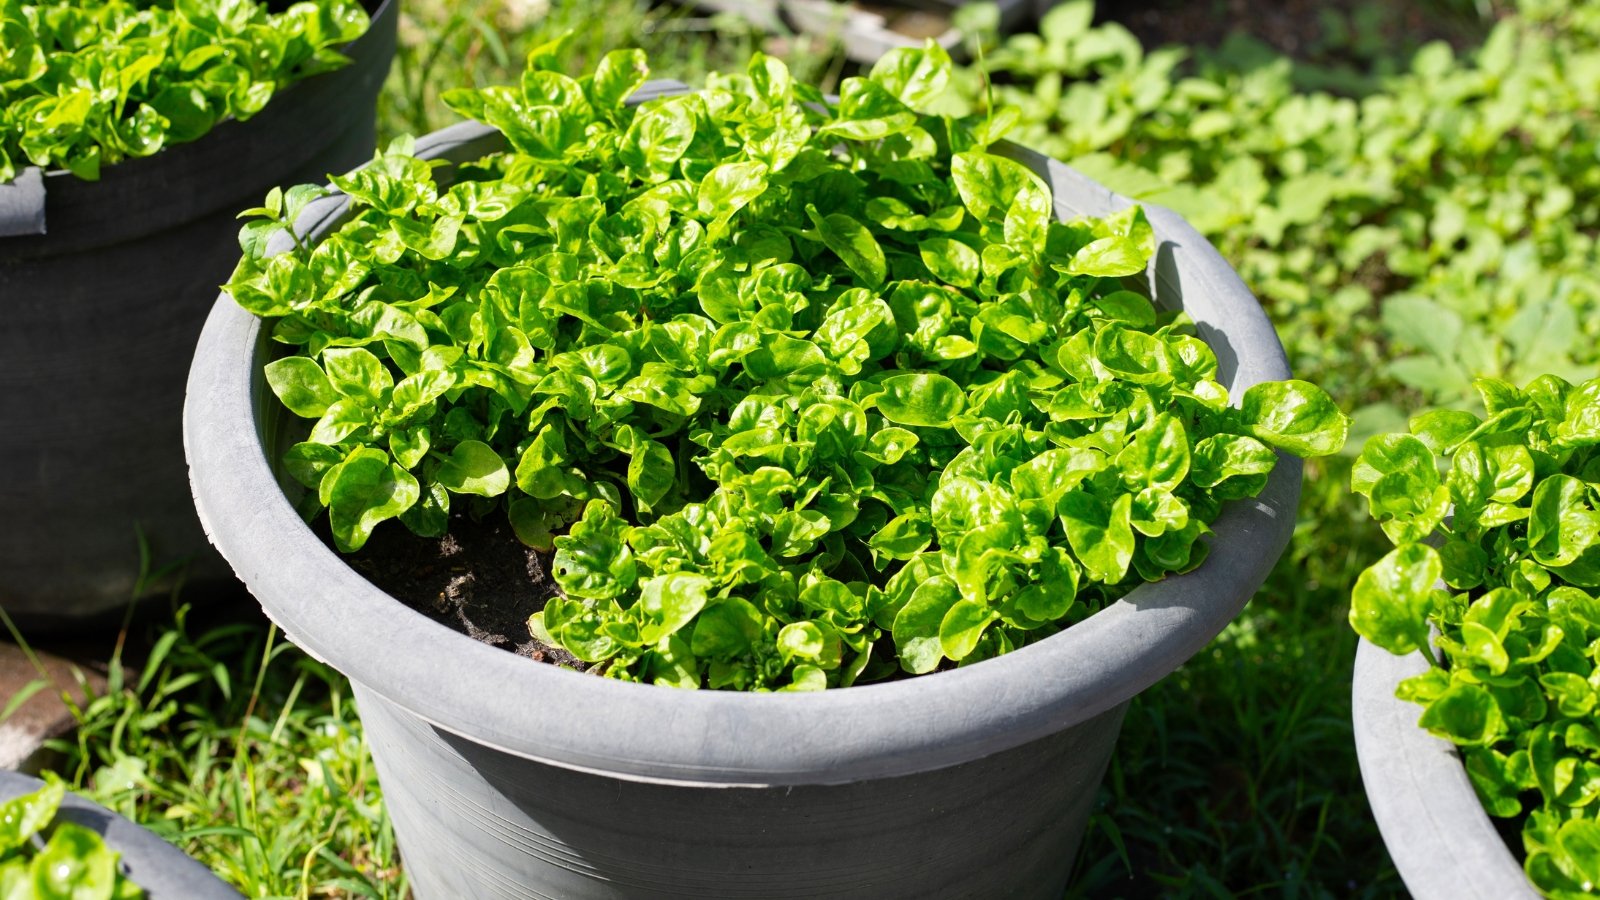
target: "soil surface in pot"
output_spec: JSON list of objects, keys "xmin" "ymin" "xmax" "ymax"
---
[
  {"xmin": 319, "ymin": 515, "xmax": 589, "ymax": 671},
  {"xmin": 320, "ymin": 517, "xmax": 953, "ymax": 681}
]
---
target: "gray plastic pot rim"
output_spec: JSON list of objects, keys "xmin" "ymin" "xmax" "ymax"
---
[
  {"xmin": 1351, "ymin": 638, "xmax": 1539, "ymax": 899},
  {"xmin": 185, "ymin": 108, "xmax": 1301, "ymax": 789}
]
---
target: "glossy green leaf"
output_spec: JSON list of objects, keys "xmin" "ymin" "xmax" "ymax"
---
[
  {"xmin": 869, "ymin": 42, "xmax": 952, "ymax": 111},
  {"xmin": 940, "ymin": 599, "xmax": 997, "ymax": 661},
  {"xmin": 875, "ymin": 373, "xmax": 966, "ymax": 428},
  {"xmin": 1059, "ymin": 491, "xmax": 1135, "ymax": 584},
  {"xmin": 30, "ymin": 823, "xmax": 118, "ymax": 900},
  {"xmin": 893, "ymin": 576, "xmax": 961, "ymax": 674},
  {"xmin": 1349, "ymin": 543, "xmax": 1440, "ymax": 654},
  {"xmin": 435, "ymin": 440, "xmax": 510, "ymax": 497},
  {"xmin": 950, "ymin": 151, "xmax": 1047, "ymax": 223},
  {"xmin": 636, "ymin": 572, "xmax": 712, "ymax": 644},
  {"xmin": 806, "ymin": 206, "xmax": 886, "ymax": 289},
  {"xmin": 552, "ymin": 502, "xmax": 637, "ymax": 600},
  {"xmin": 0, "ymin": 779, "xmax": 62, "ymax": 853},
  {"xmin": 319, "ymin": 448, "xmax": 420, "ymax": 552},
  {"xmin": 1239, "ymin": 380, "xmax": 1350, "ymax": 457},
  {"xmin": 1418, "ymin": 683, "xmax": 1504, "ymax": 746},
  {"xmin": 264, "ymin": 357, "xmax": 338, "ymax": 418},
  {"xmin": 920, "ymin": 237, "xmax": 980, "ymax": 288}
]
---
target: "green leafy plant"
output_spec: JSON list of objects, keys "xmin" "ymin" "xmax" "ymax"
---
[
  {"xmin": 1351, "ymin": 374, "xmax": 1600, "ymax": 897},
  {"xmin": 0, "ymin": 774, "xmax": 144, "ymax": 899},
  {"xmin": 0, "ymin": 0, "xmax": 370, "ymax": 184},
  {"xmin": 229, "ymin": 39, "xmax": 1346, "ymax": 690},
  {"xmin": 958, "ymin": 0, "xmax": 1600, "ymax": 420}
]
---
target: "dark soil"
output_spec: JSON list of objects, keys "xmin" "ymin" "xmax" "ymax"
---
[
  {"xmin": 1098, "ymin": 0, "xmax": 1497, "ymax": 68},
  {"xmin": 323, "ymin": 514, "xmax": 590, "ymax": 672}
]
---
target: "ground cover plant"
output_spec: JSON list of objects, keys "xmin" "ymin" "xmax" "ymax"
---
[
  {"xmin": 1351, "ymin": 374, "xmax": 1600, "ymax": 897},
  {"xmin": 227, "ymin": 41, "xmax": 1346, "ymax": 689},
  {"xmin": 0, "ymin": 0, "xmax": 370, "ymax": 183},
  {"xmin": 0, "ymin": 774, "xmax": 144, "ymax": 899}
]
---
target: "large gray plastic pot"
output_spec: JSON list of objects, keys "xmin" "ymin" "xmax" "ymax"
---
[
  {"xmin": 185, "ymin": 88, "xmax": 1302, "ymax": 899},
  {"xmin": 1352, "ymin": 639, "xmax": 1539, "ymax": 899},
  {"xmin": 0, "ymin": 771, "xmax": 240, "ymax": 899},
  {"xmin": 0, "ymin": 0, "xmax": 396, "ymax": 630}
]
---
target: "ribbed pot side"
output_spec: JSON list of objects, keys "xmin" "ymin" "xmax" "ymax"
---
[
  {"xmin": 0, "ymin": 0, "xmax": 397, "ymax": 629},
  {"xmin": 185, "ymin": 102, "xmax": 1302, "ymax": 898},
  {"xmin": 0, "ymin": 771, "xmax": 241, "ymax": 899},
  {"xmin": 358, "ymin": 682, "xmax": 1126, "ymax": 899},
  {"xmin": 1352, "ymin": 639, "xmax": 1539, "ymax": 900}
]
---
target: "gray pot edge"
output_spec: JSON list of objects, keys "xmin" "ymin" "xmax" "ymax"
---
[
  {"xmin": 184, "ymin": 89, "xmax": 1300, "ymax": 788},
  {"xmin": 0, "ymin": 771, "xmax": 241, "ymax": 899},
  {"xmin": 1351, "ymin": 637, "xmax": 1539, "ymax": 899}
]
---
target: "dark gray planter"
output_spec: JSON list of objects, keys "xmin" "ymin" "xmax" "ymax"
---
[
  {"xmin": 0, "ymin": 771, "xmax": 240, "ymax": 899},
  {"xmin": 1351, "ymin": 638, "xmax": 1539, "ymax": 899},
  {"xmin": 184, "ymin": 87, "xmax": 1302, "ymax": 898},
  {"xmin": 675, "ymin": 0, "xmax": 1052, "ymax": 64},
  {"xmin": 0, "ymin": 0, "xmax": 397, "ymax": 630}
]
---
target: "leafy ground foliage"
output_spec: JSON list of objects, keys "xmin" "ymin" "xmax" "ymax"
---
[
  {"xmin": 11, "ymin": 0, "xmax": 1598, "ymax": 896},
  {"xmin": 40, "ymin": 601, "xmax": 405, "ymax": 899}
]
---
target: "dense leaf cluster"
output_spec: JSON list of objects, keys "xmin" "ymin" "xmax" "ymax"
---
[
  {"xmin": 0, "ymin": 776, "xmax": 143, "ymax": 898},
  {"xmin": 1352, "ymin": 375, "xmax": 1600, "ymax": 897},
  {"xmin": 229, "ymin": 42, "xmax": 1345, "ymax": 690},
  {"xmin": 962, "ymin": 0, "xmax": 1600, "ymax": 423},
  {"xmin": 0, "ymin": 0, "xmax": 369, "ymax": 183}
]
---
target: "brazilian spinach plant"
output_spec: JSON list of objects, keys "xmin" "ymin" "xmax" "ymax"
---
[
  {"xmin": 0, "ymin": 0, "xmax": 369, "ymax": 184},
  {"xmin": 227, "ymin": 41, "xmax": 1347, "ymax": 691},
  {"xmin": 1351, "ymin": 375, "xmax": 1600, "ymax": 897},
  {"xmin": 0, "ymin": 775, "xmax": 144, "ymax": 899}
]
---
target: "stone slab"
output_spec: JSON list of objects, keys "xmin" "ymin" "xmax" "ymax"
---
[{"xmin": 0, "ymin": 641, "xmax": 107, "ymax": 773}]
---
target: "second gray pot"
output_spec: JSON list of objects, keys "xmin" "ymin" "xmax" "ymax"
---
[
  {"xmin": 0, "ymin": 0, "xmax": 396, "ymax": 630},
  {"xmin": 1351, "ymin": 638, "xmax": 1539, "ymax": 900},
  {"xmin": 185, "ymin": 102, "xmax": 1302, "ymax": 898},
  {"xmin": 0, "ymin": 771, "xmax": 240, "ymax": 899}
]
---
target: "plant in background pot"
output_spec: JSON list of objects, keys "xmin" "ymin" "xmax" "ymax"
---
[
  {"xmin": 0, "ymin": 0, "xmax": 397, "ymax": 629},
  {"xmin": 0, "ymin": 771, "xmax": 240, "ymax": 899},
  {"xmin": 188, "ymin": 40, "xmax": 1345, "ymax": 898},
  {"xmin": 1350, "ymin": 375, "xmax": 1600, "ymax": 900}
]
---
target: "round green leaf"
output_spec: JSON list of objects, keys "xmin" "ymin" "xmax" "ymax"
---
[
  {"xmin": 435, "ymin": 440, "xmax": 510, "ymax": 497},
  {"xmin": 893, "ymin": 577, "xmax": 960, "ymax": 675},
  {"xmin": 876, "ymin": 373, "xmax": 966, "ymax": 428},
  {"xmin": 1240, "ymin": 380, "xmax": 1350, "ymax": 457},
  {"xmin": 264, "ymin": 357, "xmax": 337, "ymax": 418},
  {"xmin": 1348, "ymin": 543, "xmax": 1440, "ymax": 655},
  {"xmin": 939, "ymin": 599, "xmax": 996, "ymax": 661}
]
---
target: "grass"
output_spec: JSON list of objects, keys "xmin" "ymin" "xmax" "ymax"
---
[
  {"xmin": 4, "ymin": 0, "xmax": 1562, "ymax": 896},
  {"xmin": 28, "ymin": 599, "xmax": 404, "ymax": 899}
]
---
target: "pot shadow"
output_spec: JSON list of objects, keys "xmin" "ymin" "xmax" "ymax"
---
[
  {"xmin": 997, "ymin": 146, "xmax": 1247, "ymax": 390},
  {"xmin": 1149, "ymin": 237, "xmax": 1243, "ymax": 392}
]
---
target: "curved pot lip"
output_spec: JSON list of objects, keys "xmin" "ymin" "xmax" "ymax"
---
[
  {"xmin": 186, "ymin": 111, "xmax": 1302, "ymax": 787},
  {"xmin": 1351, "ymin": 638, "xmax": 1539, "ymax": 899},
  {"xmin": 30, "ymin": 0, "xmax": 395, "ymax": 189},
  {"xmin": 0, "ymin": 771, "xmax": 241, "ymax": 899}
]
